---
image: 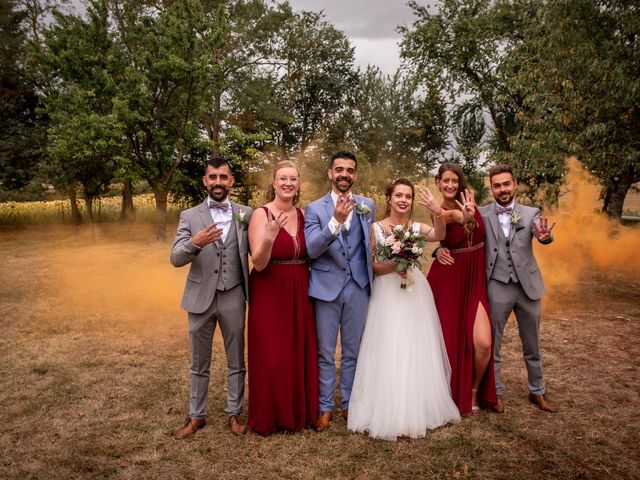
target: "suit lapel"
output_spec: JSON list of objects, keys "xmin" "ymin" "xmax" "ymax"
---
[
  {"xmin": 509, "ymin": 202, "xmax": 524, "ymax": 240},
  {"xmin": 199, "ymin": 198, "xmax": 220, "ymax": 251},
  {"xmin": 230, "ymin": 202, "xmax": 244, "ymax": 251},
  {"xmin": 323, "ymin": 192, "xmax": 346, "ymax": 249},
  {"xmin": 353, "ymin": 194, "xmax": 369, "ymax": 243},
  {"xmin": 486, "ymin": 203, "xmax": 501, "ymax": 244}
]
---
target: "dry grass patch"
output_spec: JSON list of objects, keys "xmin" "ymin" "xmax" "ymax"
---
[{"xmin": 0, "ymin": 224, "xmax": 638, "ymax": 479}]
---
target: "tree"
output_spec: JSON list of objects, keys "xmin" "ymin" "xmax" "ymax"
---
[
  {"xmin": 0, "ymin": 0, "xmax": 48, "ymax": 192},
  {"xmin": 400, "ymin": 0, "xmax": 565, "ymax": 203},
  {"xmin": 39, "ymin": 0, "xmax": 121, "ymax": 222},
  {"xmin": 449, "ymin": 106, "xmax": 489, "ymax": 204},
  {"xmin": 507, "ymin": 0, "xmax": 639, "ymax": 218},
  {"xmin": 105, "ymin": 0, "xmax": 221, "ymax": 239},
  {"xmin": 270, "ymin": 10, "xmax": 357, "ymax": 152},
  {"xmin": 325, "ymin": 66, "xmax": 448, "ymax": 180},
  {"xmin": 401, "ymin": 0, "xmax": 639, "ymax": 215}
]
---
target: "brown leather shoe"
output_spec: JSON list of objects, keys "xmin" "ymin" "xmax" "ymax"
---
[
  {"xmin": 228, "ymin": 415, "xmax": 247, "ymax": 436},
  {"xmin": 174, "ymin": 417, "xmax": 206, "ymax": 440},
  {"xmin": 493, "ymin": 394, "xmax": 505, "ymax": 414},
  {"xmin": 528, "ymin": 393, "xmax": 557, "ymax": 412},
  {"xmin": 341, "ymin": 409, "xmax": 348, "ymax": 421},
  {"xmin": 314, "ymin": 412, "xmax": 332, "ymax": 431}
]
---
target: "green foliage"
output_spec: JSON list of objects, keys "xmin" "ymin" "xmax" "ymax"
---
[
  {"xmin": 401, "ymin": 0, "xmax": 639, "ymax": 216},
  {"xmin": 0, "ymin": 0, "xmax": 48, "ymax": 191},
  {"xmin": 39, "ymin": 0, "xmax": 121, "ymax": 219},
  {"xmin": 326, "ymin": 66, "xmax": 448, "ymax": 180}
]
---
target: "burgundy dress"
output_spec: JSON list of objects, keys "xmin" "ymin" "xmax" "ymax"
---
[
  {"xmin": 248, "ymin": 207, "xmax": 319, "ymax": 435},
  {"xmin": 427, "ymin": 208, "xmax": 497, "ymax": 414}
]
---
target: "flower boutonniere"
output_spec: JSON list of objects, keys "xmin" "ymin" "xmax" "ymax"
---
[
  {"xmin": 510, "ymin": 210, "xmax": 524, "ymax": 231},
  {"xmin": 233, "ymin": 210, "xmax": 249, "ymax": 226},
  {"xmin": 355, "ymin": 202, "xmax": 371, "ymax": 216}
]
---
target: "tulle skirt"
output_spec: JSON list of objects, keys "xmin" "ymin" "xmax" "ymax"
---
[{"xmin": 348, "ymin": 269, "xmax": 461, "ymax": 441}]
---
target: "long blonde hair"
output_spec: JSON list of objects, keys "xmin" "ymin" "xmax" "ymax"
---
[{"xmin": 264, "ymin": 160, "xmax": 300, "ymax": 204}]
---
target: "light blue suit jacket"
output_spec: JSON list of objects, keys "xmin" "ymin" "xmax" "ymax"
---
[{"xmin": 304, "ymin": 192, "xmax": 375, "ymax": 302}]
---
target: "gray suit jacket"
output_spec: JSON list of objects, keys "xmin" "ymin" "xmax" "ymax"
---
[
  {"xmin": 479, "ymin": 202, "xmax": 550, "ymax": 301},
  {"xmin": 170, "ymin": 199, "xmax": 252, "ymax": 314}
]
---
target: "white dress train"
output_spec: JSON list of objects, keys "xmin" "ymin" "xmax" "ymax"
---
[{"xmin": 347, "ymin": 222, "xmax": 460, "ymax": 441}]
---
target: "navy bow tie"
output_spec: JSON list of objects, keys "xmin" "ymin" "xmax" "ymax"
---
[
  {"xmin": 209, "ymin": 201, "xmax": 229, "ymax": 212},
  {"xmin": 496, "ymin": 205, "xmax": 512, "ymax": 215}
]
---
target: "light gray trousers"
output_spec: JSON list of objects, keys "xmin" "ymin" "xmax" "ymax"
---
[
  {"xmin": 487, "ymin": 279, "xmax": 546, "ymax": 396},
  {"xmin": 187, "ymin": 284, "xmax": 246, "ymax": 419}
]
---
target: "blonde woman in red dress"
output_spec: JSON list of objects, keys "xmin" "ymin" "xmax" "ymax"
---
[{"xmin": 247, "ymin": 161, "xmax": 318, "ymax": 435}]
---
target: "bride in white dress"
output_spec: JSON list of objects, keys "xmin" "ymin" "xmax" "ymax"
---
[{"xmin": 348, "ymin": 178, "xmax": 461, "ymax": 441}]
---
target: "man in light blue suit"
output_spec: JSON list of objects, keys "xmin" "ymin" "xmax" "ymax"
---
[{"xmin": 304, "ymin": 151, "xmax": 375, "ymax": 431}]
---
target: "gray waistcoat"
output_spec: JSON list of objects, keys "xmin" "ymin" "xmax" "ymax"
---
[
  {"xmin": 491, "ymin": 224, "xmax": 520, "ymax": 284},
  {"xmin": 216, "ymin": 220, "xmax": 243, "ymax": 292}
]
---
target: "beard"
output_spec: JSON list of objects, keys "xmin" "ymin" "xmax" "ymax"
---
[
  {"xmin": 333, "ymin": 176, "xmax": 353, "ymax": 193},
  {"xmin": 495, "ymin": 191, "xmax": 514, "ymax": 206},
  {"xmin": 207, "ymin": 184, "xmax": 229, "ymax": 201}
]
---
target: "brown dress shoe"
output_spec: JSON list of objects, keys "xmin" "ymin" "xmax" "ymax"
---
[
  {"xmin": 341, "ymin": 409, "xmax": 348, "ymax": 421},
  {"xmin": 314, "ymin": 412, "xmax": 332, "ymax": 431},
  {"xmin": 528, "ymin": 393, "xmax": 557, "ymax": 412},
  {"xmin": 493, "ymin": 395, "xmax": 505, "ymax": 414},
  {"xmin": 228, "ymin": 415, "xmax": 247, "ymax": 436},
  {"xmin": 175, "ymin": 417, "xmax": 206, "ymax": 440}
]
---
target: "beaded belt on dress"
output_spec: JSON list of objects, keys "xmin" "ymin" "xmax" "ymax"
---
[
  {"xmin": 450, "ymin": 241, "xmax": 484, "ymax": 254},
  {"xmin": 269, "ymin": 259, "xmax": 308, "ymax": 265}
]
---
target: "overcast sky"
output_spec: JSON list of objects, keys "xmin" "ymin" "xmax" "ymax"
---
[{"xmin": 287, "ymin": 0, "xmax": 421, "ymax": 73}]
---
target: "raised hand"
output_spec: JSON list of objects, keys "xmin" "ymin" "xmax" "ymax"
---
[
  {"xmin": 266, "ymin": 211, "xmax": 288, "ymax": 240},
  {"xmin": 417, "ymin": 188, "xmax": 443, "ymax": 216},
  {"xmin": 192, "ymin": 223, "xmax": 223, "ymax": 247},
  {"xmin": 334, "ymin": 194, "xmax": 355, "ymax": 224},
  {"xmin": 533, "ymin": 216, "xmax": 556, "ymax": 242},
  {"xmin": 455, "ymin": 188, "xmax": 475, "ymax": 222}
]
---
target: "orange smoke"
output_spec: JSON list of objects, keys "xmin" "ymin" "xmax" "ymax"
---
[
  {"xmin": 536, "ymin": 158, "xmax": 640, "ymax": 306},
  {"xmin": 46, "ymin": 224, "xmax": 185, "ymax": 335}
]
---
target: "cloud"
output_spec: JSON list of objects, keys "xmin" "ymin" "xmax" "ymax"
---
[{"xmin": 288, "ymin": 0, "xmax": 416, "ymax": 40}]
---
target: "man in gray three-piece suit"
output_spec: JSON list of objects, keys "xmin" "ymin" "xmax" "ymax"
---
[
  {"xmin": 304, "ymin": 151, "xmax": 375, "ymax": 431},
  {"xmin": 479, "ymin": 164, "xmax": 557, "ymax": 413},
  {"xmin": 170, "ymin": 157, "xmax": 252, "ymax": 439}
]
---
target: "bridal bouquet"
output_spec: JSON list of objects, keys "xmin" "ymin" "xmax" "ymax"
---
[{"xmin": 377, "ymin": 224, "xmax": 427, "ymax": 289}]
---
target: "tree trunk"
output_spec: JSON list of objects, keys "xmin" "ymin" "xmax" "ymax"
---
[
  {"xmin": 604, "ymin": 174, "xmax": 634, "ymax": 220},
  {"xmin": 210, "ymin": 93, "xmax": 222, "ymax": 157},
  {"xmin": 68, "ymin": 188, "xmax": 82, "ymax": 225},
  {"xmin": 120, "ymin": 180, "xmax": 136, "ymax": 221},
  {"xmin": 83, "ymin": 193, "xmax": 94, "ymax": 223},
  {"xmin": 152, "ymin": 187, "xmax": 169, "ymax": 241}
]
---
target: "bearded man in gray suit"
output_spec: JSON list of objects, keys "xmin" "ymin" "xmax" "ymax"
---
[
  {"xmin": 479, "ymin": 164, "xmax": 557, "ymax": 413},
  {"xmin": 171, "ymin": 157, "xmax": 252, "ymax": 438}
]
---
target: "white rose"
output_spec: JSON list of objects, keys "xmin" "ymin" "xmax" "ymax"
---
[
  {"xmin": 384, "ymin": 234, "xmax": 396, "ymax": 246},
  {"xmin": 412, "ymin": 246, "xmax": 423, "ymax": 255},
  {"xmin": 391, "ymin": 241, "xmax": 402, "ymax": 254}
]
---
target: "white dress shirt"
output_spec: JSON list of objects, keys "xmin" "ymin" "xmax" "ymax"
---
[
  {"xmin": 328, "ymin": 190, "xmax": 354, "ymax": 234},
  {"xmin": 209, "ymin": 198, "xmax": 233, "ymax": 243},
  {"xmin": 496, "ymin": 200, "xmax": 515, "ymax": 238}
]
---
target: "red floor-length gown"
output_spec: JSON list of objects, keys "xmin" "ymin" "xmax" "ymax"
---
[
  {"xmin": 248, "ymin": 207, "xmax": 319, "ymax": 435},
  {"xmin": 427, "ymin": 208, "xmax": 497, "ymax": 414}
]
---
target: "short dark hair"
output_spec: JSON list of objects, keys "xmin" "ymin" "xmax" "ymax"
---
[
  {"xmin": 435, "ymin": 162, "xmax": 468, "ymax": 205},
  {"xmin": 206, "ymin": 156, "xmax": 233, "ymax": 174},
  {"xmin": 488, "ymin": 164, "xmax": 514, "ymax": 182},
  {"xmin": 330, "ymin": 151, "xmax": 357, "ymax": 169}
]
